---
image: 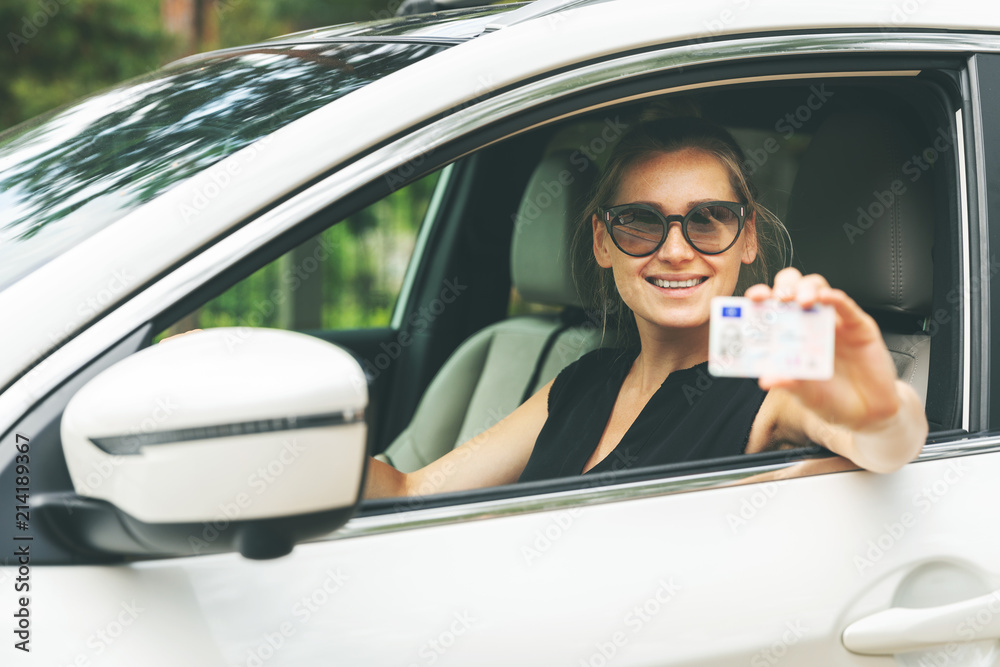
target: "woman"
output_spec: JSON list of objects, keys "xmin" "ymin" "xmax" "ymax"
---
[{"xmin": 364, "ymin": 117, "xmax": 928, "ymax": 499}]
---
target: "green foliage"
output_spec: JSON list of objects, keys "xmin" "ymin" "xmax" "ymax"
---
[
  {"xmin": 215, "ymin": 0, "xmax": 415, "ymax": 49},
  {"xmin": 0, "ymin": 0, "xmax": 403, "ymax": 132},
  {"xmin": 189, "ymin": 171, "xmax": 442, "ymax": 334},
  {"xmin": 1, "ymin": 0, "xmax": 171, "ymax": 130}
]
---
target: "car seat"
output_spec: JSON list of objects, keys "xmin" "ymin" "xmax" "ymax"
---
[
  {"xmin": 376, "ymin": 150, "xmax": 607, "ymax": 471},
  {"xmin": 786, "ymin": 106, "xmax": 934, "ymax": 403}
]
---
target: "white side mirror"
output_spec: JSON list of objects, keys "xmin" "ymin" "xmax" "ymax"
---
[{"xmin": 60, "ymin": 328, "xmax": 368, "ymax": 559}]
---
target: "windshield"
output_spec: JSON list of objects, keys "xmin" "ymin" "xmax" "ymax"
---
[{"xmin": 0, "ymin": 41, "xmax": 446, "ymax": 291}]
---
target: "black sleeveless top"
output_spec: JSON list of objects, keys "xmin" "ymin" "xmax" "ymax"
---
[{"xmin": 518, "ymin": 348, "xmax": 767, "ymax": 482}]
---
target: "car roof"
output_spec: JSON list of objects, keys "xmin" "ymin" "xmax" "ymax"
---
[
  {"xmin": 266, "ymin": 4, "xmax": 526, "ymax": 45},
  {"xmin": 181, "ymin": 0, "xmax": 1000, "ymax": 68},
  {"xmin": 168, "ymin": 3, "xmax": 525, "ymax": 68}
]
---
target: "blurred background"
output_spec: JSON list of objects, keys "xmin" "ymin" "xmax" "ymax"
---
[{"xmin": 1, "ymin": 0, "xmax": 431, "ymax": 132}]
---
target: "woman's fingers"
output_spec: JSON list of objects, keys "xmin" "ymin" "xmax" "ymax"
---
[
  {"xmin": 748, "ymin": 269, "xmax": 833, "ymax": 309},
  {"xmin": 816, "ymin": 288, "xmax": 880, "ymax": 339},
  {"xmin": 770, "ymin": 266, "xmax": 802, "ymax": 300},
  {"xmin": 772, "ymin": 268, "xmax": 831, "ymax": 308},
  {"xmin": 159, "ymin": 328, "xmax": 203, "ymax": 344},
  {"xmin": 758, "ymin": 376, "xmax": 799, "ymax": 391},
  {"xmin": 744, "ymin": 283, "xmax": 772, "ymax": 301}
]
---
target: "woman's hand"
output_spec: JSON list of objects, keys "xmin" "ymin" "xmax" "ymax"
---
[
  {"xmin": 744, "ymin": 268, "xmax": 927, "ymax": 472},
  {"xmin": 159, "ymin": 328, "xmax": 203, "ymax": 344},
  {"xmin": 744, "ymin": 268, "xmax": 898, "ymax": 429}
]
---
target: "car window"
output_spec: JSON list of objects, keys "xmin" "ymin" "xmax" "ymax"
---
[
  {"xmin": 0, "ymin": 41, "xmax": 448, "ymax": 293},
  {"xmin": 362, "ymin": 75, "xmax": 962, "ymax": 508},
  {"xmin": 169, "ymin": 74, "xmax": 962, "ymax": 511},
  {"xmin": 157, "ymin": 171, "xmax": 441, "ymax": 338}
]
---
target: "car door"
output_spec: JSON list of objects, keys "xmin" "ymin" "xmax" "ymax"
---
[{"xmin": 4, "ymin": 6, "xmax": 1000, "ymax": 667}]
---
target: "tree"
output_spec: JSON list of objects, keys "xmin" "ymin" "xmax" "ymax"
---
[
  {"xmin": 1, "ymin": 0, "xmax": 170, "ymax": 131},
  {"xmin": 0, "ymin": 0, "xmax": 396, "ymax": 133}
]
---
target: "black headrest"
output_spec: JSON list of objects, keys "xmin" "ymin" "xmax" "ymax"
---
[{"xmin": 786, "ymin": 108, "xmax": 935, "ymax": 317}]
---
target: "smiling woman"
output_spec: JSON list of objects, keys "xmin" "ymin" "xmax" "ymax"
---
[
  {"xmin": 577, "ymin": 116, "xmax": 791, "ymax": 350},
  {"xmin": 364, "ymin": 114, "xmax": 930, "ymax": 498}
]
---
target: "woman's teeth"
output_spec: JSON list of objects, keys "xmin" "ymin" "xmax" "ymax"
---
[{"xmin": 650, "ymin": 277, "xmax": 705, "ymax": 289}]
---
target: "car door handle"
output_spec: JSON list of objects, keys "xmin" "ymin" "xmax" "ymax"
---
[{"xmin": 842, "ymin": 590, "xmax": 1000, "ymax": 655}]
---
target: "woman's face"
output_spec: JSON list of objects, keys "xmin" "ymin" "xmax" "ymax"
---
[{"xmin": 592, "ymin": 147, "xmax": 757, "ymax": 335}]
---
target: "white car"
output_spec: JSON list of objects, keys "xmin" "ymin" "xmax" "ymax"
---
[{"xmin": 1, "ymin": 0, "xmax": 999, "ymax": 665}]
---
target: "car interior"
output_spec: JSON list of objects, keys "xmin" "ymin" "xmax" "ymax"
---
[{"xmin": 156, "ymin": 73, "xmax": 964, "ymax": 510}]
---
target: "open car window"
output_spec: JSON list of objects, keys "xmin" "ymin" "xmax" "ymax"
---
[
  {"xmin": 354, "ymin": 75, "xmax": 961, "ymax": 515},
  {"xmin": 151, "ymin": 71, "xmax": 963, "ymax": 520}
]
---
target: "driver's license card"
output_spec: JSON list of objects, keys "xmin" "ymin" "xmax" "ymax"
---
[{"xmin": 709, "ymin": 297, "xmax": 834, "ymax": 380}]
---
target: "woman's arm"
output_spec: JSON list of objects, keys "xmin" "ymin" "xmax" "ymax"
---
[
  {"xmin": 752, "ymin": 382, "xmax": 926, "ymax": 473},
  {"xmin": 745, "ymin": 268, "xmax": 929, "ymax": 473},
  {"xmin": 363, "ymin": 378, "xmax": 554, "ymax": 499}
]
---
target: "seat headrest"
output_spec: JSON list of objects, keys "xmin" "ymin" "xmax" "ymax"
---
[
  {"xmin": 786, "ymin": 108, "xmax": 935, "ymax": 316},
  {"xmin": 511, "ymin": 149, "xmax": 599, "ymax": 308}
]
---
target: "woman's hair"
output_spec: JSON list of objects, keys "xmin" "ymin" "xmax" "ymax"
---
[{"xmin": 571, "ymin": 116, "xmax": 791, "ymax": 347}]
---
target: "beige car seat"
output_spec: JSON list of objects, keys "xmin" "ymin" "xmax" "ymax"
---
[{"xmin": 377, "ymin": 150, "xmax": 608, "ymax": 471}]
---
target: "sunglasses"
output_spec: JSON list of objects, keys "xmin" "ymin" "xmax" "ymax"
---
[{"xmin": 598, "ymin": 201, "xmax": 747, "ymax": 257}]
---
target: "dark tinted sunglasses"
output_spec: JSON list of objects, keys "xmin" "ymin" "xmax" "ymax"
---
[{"xmin": 598, "ymin": 201, "xmax": 747, "ymax": 257}]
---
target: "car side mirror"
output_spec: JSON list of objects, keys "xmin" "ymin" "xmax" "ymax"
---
[{"xmin": 57, "ymin": 328, "xmax": 368, "ymax": 559}]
